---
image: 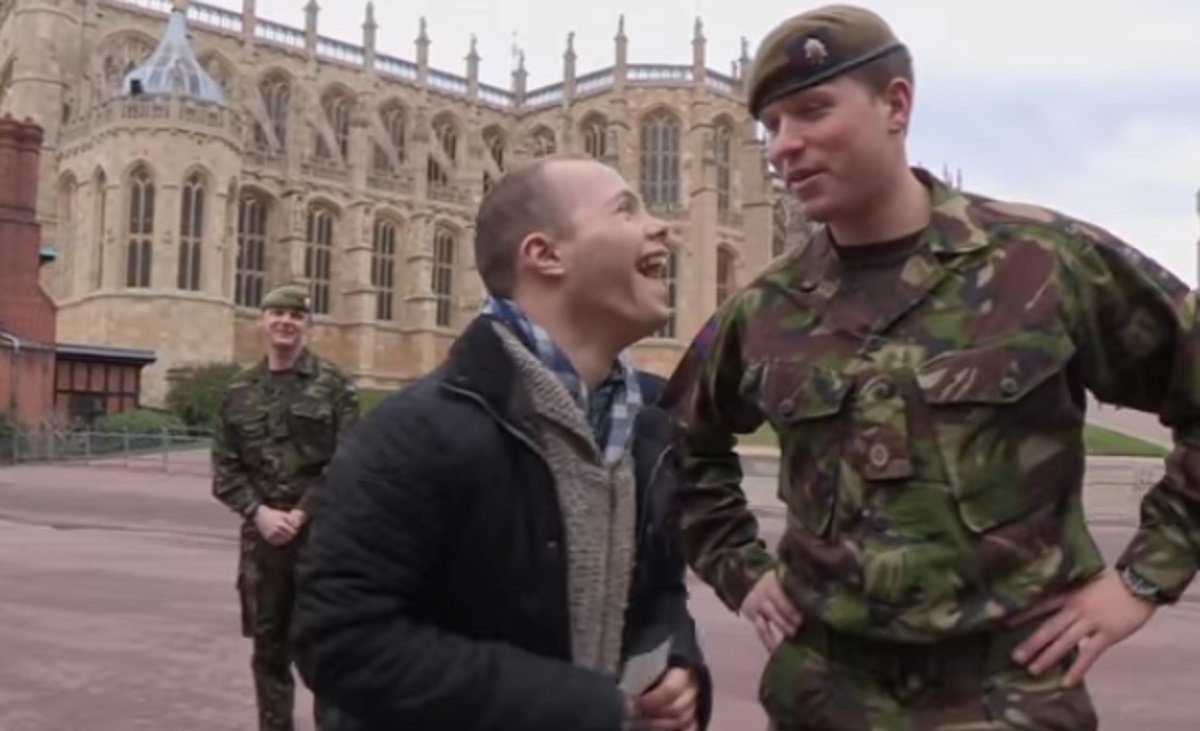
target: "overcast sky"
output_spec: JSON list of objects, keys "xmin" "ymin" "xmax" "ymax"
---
[{"xmin": 212, "ymin": 0, "xmax": 1200, "ymax": 284}]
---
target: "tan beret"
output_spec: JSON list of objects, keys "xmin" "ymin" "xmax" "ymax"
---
[
  {"xmin": 261, "ymin": 284, "xmax": 311, "ymax": 312},
  {"xmin": 746, "ymin": 4, "xmax": 906, "ymax": 118}
]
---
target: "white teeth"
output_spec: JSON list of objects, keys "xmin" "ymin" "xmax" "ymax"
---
[{"xmin": 637, "ymin": 257, "xmax": 668, "ymax": 278}]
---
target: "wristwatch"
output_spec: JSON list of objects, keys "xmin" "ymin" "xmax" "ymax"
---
[{"xmin": 1118, "ymin": 565, "xmax": 1166, "ymax": 605}]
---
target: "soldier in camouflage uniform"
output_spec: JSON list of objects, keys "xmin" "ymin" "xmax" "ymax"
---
[
  {"xmin": 661, "ymin": 5, "xmax": 1200, "ymax": 730},
  {"xmin": 212, "ymin": 284, "xmax": 360, "ymax": 731}
]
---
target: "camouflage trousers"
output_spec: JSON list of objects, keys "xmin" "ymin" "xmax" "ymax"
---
[
  {"xmin": 238, "ymin": 522, "xmax": 327, "ymax": 731},
  {"xmin": 759, "ymin": 620, "xmax": 1098, "ymax": 731}
]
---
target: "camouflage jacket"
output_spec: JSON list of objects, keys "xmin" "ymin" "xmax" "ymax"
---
[
  {"xmin": 211, "ymin": 348, "xmax": 359, "ymax": 520},
  {"xmin": 663, "ymin": 170, "xmax": 1200, "ymax": 642}
]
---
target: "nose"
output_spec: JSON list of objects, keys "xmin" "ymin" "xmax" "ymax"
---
[
  {"xmin": 767, "ymin": 117, "xmax": 806, "ymax": 174},
  {"xmin": 645, "ymin": 216, "xmax": 669, "ymax": 244}
]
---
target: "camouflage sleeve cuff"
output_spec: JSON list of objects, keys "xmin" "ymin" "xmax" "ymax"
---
[
  {"xmin": 714, "ymin": 543, "xmax": 779, "ymax": 612},
  {"xmin": 1116, "ymin": 493, "xmax": 1200, "ymax": 603}
]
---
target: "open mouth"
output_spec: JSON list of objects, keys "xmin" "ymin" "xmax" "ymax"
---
[
  {"xmin": 785, "ymin": 168, "xmax": 823, "ymax": 188},
  {"xmin": 636, "ymin": 255, "xmax": 668, "ymax": 280}
]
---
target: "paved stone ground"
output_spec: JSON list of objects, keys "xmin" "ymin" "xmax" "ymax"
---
[{"xmin": 1, "ymin": 459, "xmax": 1197, "ymax": 730}]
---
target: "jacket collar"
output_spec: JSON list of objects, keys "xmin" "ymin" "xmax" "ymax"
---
[
  {"xmin": 764, "ymin": 166, "xmax": 993, "ymax": 302},
  {"xmin": 249, "ymin": 346, "xmax": 319, "ymax": 380},
  {"xmin": 439, "ymin": 315, "xmax": 671, "ymax": 441},
  {"xmin": 440, "ymin": 315, "xmax": 538, "ymax": 428}
]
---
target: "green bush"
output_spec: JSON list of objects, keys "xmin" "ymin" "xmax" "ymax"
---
[
  {"xmin": 94, "ymin": 408, "xmax": 188, "ymax": 434},
  {"xmin": 0, "ymin": 410, "xmax": 15, "ymax": 438},
  {"xmin": 167, "ymin": 362, "xmax": 244, "ymax": 430}
]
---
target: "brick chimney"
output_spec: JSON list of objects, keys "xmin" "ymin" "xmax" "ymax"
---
[{"xmin": 0, "ymin": 113, "xmax": 56, "ymax": 344}]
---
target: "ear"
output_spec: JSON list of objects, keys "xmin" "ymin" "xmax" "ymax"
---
[
  {"xmin": 517, "ymin": 231, "xmax": 566, "ymax": 278},
  {"xmin": 882, "ymin": 78, "xmax": 913, "ymax": 135}
]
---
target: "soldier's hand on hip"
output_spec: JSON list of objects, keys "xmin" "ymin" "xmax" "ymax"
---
[
  {"xmin": 740, "ymin": 570, "xmax": 803, "ymax": 651},
  {"xmin": 253, "ymin": 505, "xmax": 299, "ymax": 546},
  {"xmin": 1011, "ymin": 570, "xmax": 1156, "ymax": 686}
]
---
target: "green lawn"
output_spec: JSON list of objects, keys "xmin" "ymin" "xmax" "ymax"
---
[
  {"xmin": 1081, "ymin": 423, "xmax": 1167, "ymax": 458},
  {"xmin": 739, "ymin": 422, "xmax": 1166, "ymax": 458},
  {"xmin": 360, "ymin": 388, "xmax": 1166, "ymax": 459},
  {"xmin": 359, "ymin": 388, "xmax": 394, "ymax": 414}
]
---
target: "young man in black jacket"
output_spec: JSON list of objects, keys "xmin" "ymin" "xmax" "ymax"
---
[{"xmin": 291, "ymin": 154, "xmax": 713, "ymax": 731}]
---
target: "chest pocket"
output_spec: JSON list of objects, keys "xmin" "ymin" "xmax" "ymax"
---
[
  {"xmin": 915, "ymin": 335, "xmax": 1077, "ymax": 534},
  {"xmin": 757, "ymin": 361, "xmax": 852, "ymax": 537},
  {"xmin": 228, "ymin": 411, "xmax": 270, "ymax": 465},
  {"xmin": 288, "ymin": 399, "xmax": 336, "ymax": 464}
]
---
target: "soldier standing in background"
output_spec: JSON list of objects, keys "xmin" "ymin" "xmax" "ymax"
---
[
  {"xmin": 663, "ymin": 4, "xmax": 1200, "ymax": 730},
  {"xmin": 211, "ymin": 284, "xmax": 360, "ymax": 731}
]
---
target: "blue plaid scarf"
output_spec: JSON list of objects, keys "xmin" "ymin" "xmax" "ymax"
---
[{"xmin": 480, "ymin": 296, "xmax": 642, "ymax": 466}]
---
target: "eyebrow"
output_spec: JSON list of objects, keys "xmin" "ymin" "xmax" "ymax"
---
[{"xmin": 610, "ymin": 190, "xmax": 638, "ymax": 208}]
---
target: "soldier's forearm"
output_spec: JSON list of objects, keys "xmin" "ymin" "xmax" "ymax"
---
[
  {"xmin": 678, "ymin": 452, "xmax": 777, "ymax": 611},
  {"xmin": 212, "ymin": 472, "xmax": 260, "ymax": 518},
  {"xmin": 698, "ymin": 536, "xmax": 778, "ymax": 613},
  {"xmin": 1116, "ymin": 448, "xmax": 1200, "ymax": 602}
]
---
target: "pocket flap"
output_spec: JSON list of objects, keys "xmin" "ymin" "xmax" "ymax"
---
[
  {"xmin": 916, "ymin": 339, "xmax": 1071, "ymax": 406},
  {"xmin": 759, "ymin": 362, "xmax": 851, "ymax": 422},
  {"xmin": 290, "ymin": 400, "xmax": 332, "ymax": 420}
]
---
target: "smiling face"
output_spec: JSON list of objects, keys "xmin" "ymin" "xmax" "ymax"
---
[
  {"xmin": 761, "ymin": 73, "xmax": 913, "ymax": 223},
  {"xmin": 519, "ymin": 159, "xmax": 673, "ymax": 342},
  {"xmin": 259, "ymin": 306, "xmax": 310, "ymax": 350}
]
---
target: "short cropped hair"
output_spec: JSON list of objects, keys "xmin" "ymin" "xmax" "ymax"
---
[
  {"xmin": 473, "ymin": 153, "xmax": 591, "ymax": 298},
  {"xmin": 848, "ymin": 46, "xmax": 914, "ymax": 96}
]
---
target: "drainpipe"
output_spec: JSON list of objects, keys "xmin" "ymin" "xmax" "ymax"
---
[{"xmin": 0, "ymin": 330, "xmax": 21, "ymax": 419}]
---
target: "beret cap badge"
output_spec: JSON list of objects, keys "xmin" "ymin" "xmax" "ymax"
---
[{"xmin": 787, "ymin": 35, "xmax": 829, "ymax": 67}]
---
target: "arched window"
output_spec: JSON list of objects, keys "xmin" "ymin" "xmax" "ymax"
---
[
  {"xmin": 125, "ymin": 166, "xmax": 154, "ymax": 288},
  {"xmin": 714, "ymin": 122, "xmax": 734, "ymax": 217},
  {"xmin": 235, "ymin": 192, "xmax": 270, "ymax": 307},
  {"xmin": 177, "ymin": 172, "xmax": 204, "ymax": 291},
  {"xmin": 374, "ymin": 101, "xmax": 407, "ymax": 172},
  {"xmin": 482, "ymin": 126, "xmax": 506, "ymax": 194},
  {"xmin": 640, "ymin": 110, "xmax": 681, "ymax": 210},
  {"xmin": 372, "ymin": 218, "xmax": 399, "ymax": 321},
  {"xmin": 431, "ymin": 226, "xmax": 456, "ymax": 327},
  {"xmin": 304, "ymin": 205, "xmax": 335, "ymax": 315},
  {"xmin": 256, "ymin": 72, "xmax": 291, "ymax": 151},
  {"xmin": 318, "ymin": 87, "xmax": 352, "ymax": 161},
  {"xmin": 427, "ymin": 113, "xmax": 459, "ymax": 191},
  {"xmin": 529, "ymin": 126, "xmax": 556, "ymax": 157},
  {"xmin": 581, "ymin": 114, "xmax": 607, "ymax": 160},
  {"xmin": 91, "ymin": 170, "xmax": 107, "ymax": 291}
]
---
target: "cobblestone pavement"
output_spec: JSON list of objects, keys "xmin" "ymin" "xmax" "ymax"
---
[{"xmin": 1, "ymin": 460, "xmax": 1197, "ymax": 730}]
